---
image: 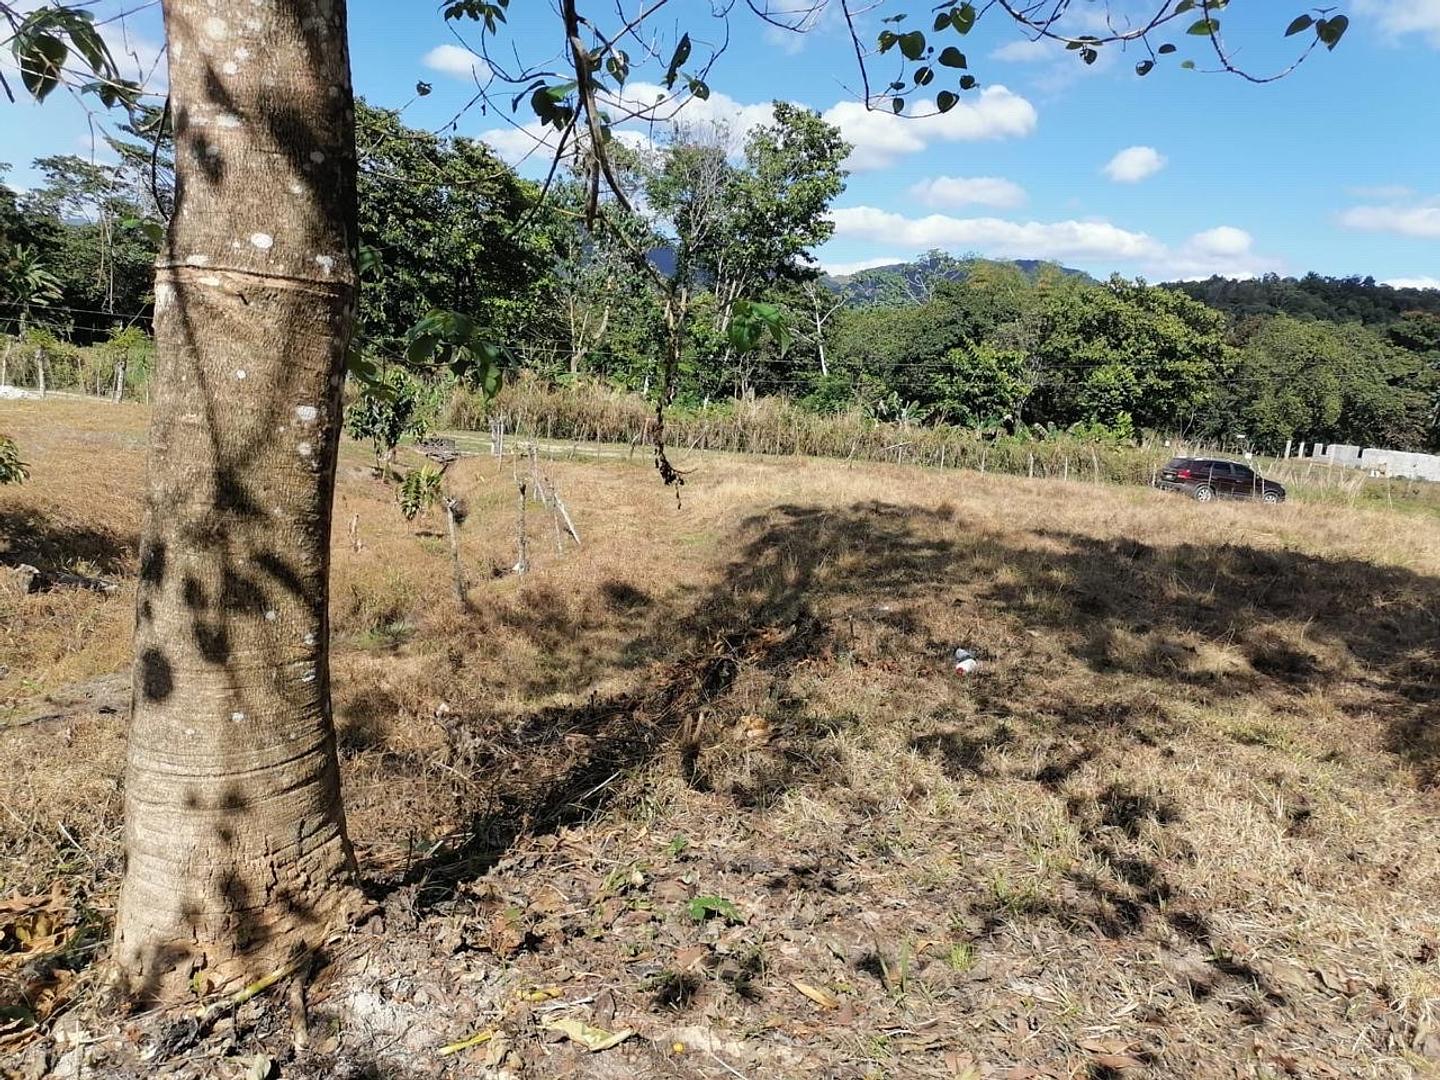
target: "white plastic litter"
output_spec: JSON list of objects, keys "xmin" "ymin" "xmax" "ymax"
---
[{"xmin": 954, "ymin": 647, "xmax": 979, "ymax": 676}]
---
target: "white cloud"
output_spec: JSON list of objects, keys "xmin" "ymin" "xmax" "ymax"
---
[
  {"xmin": 1187, "ymin": 226, "xmax": 1252, "ymax": 258},
  {"xmin": 1384, "ymin": 276, "xmax": 1440, "ymax": 290},
  {"xmin": 830, "ymin": 206, "xmax": 1162, "ymax": 261},
  {"xmin": 821, "ymin": 86, "xmax": 1037, "ymax": 171},
  {"xmin": 1347, "ymin": 184, "xmax": 1415, "ymax": 200},
  {"xmin": 990, "ymin": 39, "xmax": 1052, "ymax": 63},
  {"xmin": 1356, "ymin": 0, "xmax": 1440, "ymax": 48},
  {"xmin": 423, "ymin": 44, "xmax": 488, "ymax": 80},
  {"xmin": 1103, "ymin": 145, "xmax": 1166, "ymax": 184},
  {"xmin": 1339, "ymin": 199, "xmax": 1440, "ymax": 239},
  {"xmin": 616, "ymin": 82, "xmax": 776, "ymax": 153},
  {"xmin": 478, "ymin": 119, "xmax": 557, "ymax": 165},
  {"xmin": 478, "ymin": 82, "xmax": 1035, "ymax": 172},
  {"xmin": 1155, "ymin": 226, "xmax": 1280, "ymax": 280},
  {"xmin": 909, "ymin": 176, "xmax": 1026, "ymax": 209},
  {"xmin": 822, "ymin": 256, "xmax": 906, "ymax": 276},
  {"xmin": 828, "ymin": 208, "xmax": 1280, "ymax": 279}
]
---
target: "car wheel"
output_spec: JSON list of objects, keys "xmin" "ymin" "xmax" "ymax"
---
[
  {"xmin": 1262, "ymin": 491, "xmax": 1281, "ymax": 504},
  {"xmin": 1193, "ymin": 485, "xmax": 1214, "ymax": 503}
]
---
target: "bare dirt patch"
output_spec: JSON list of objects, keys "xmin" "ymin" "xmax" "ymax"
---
[{"xmin": 3, "ymin": 400, "xmax": 1439, "ymax": 1078}]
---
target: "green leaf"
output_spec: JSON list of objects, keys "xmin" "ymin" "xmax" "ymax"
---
[
  {"xmin": 891, "ymin": 96, "xmax": 904, "ymax": 114},
  {"xmin": 663, "ymin": 33, "xmax": 691, "ymax": 89},
  {"xmin": 937, "ymin": 46, "xmax": 966, "ymax": 68},
  {"xmin": 898, "ymin": 30, "xmax": 927, "ymax": 61},
  {"xmin": 1187, "ymin": 18, "xmax": 1218, "ymax": 36},
  {"xmin": 877, "ymin": 30, "xmax": 898, "ymax": 53},
  {"xmin": 1135, "ymin": 59, "xmax": 1155, "ymax": 76},
  {"xmin": 605, "ymin": 50, "xmax": 629, "ymax": 85},
  {"xmin": 358, "ymin": 244, "xmax": 382, "ymax": 278},
  {"xmin": 1157, "ymin": 42, "xmax": 1177, "ymax": 54},
  {"xmin": 1284, "ymin": 14, "xmax": 1312, "ymax": 37},
  {"xmin": 936, "ymin": 90, "xmax": 958, "ymax": 112},
  {"xmin": 1175, "ymin": 0, "xmax": 1195, "ymax": 11},
  {"xmin": 1316, "ymin": 14, "xmax": 1348, "ymax": 50},
  {"xmin": 18, "ymin": 33, "xmax": 68, "ymax": 101},
  {"xmin": 950, "ymin": 3, "xmax": 976, "ymax": 34},
  {"xmin": 416, "ymin": 80, "xmax": 432, "ymax": 96},
  {"xmin": 687, "ymin": 76, "xmax": 710, "ymax": 100},
  {"xmin": 913, "ymin": 65, "xmax": 933, "ymax": 86},
  {"xmin": 406, "ymin": 332, "xmax": 440, "ymax": 367},
  {"xmin": 958, "ymin": 74, "xmax": 977, "ymax": 90},
  {"xmin": 685, "ymin": 895, "xmax": 743, "ymax": 924},
  {"xmin": 932, "ymin": 11, "xmax": 951, "ymax": 32},
  {"xmin": 1081, "ymin": 46, "xmax": 1098, "ymax": 65},
  {"xmin": 1180, "ymin": 59, "xmax": 1196, "ymax": 69}
]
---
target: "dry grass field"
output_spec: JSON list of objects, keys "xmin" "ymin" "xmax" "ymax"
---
[{"xmin": 2, "ymin": 399, "xmax": 1439, "ymax": 1079}]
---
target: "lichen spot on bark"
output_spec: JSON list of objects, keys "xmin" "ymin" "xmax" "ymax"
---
[
  {"xmin": 295, "ymin": 405, "xmax": 319, "ymax": 423},
  {"xmin": 231, "ymin": 711, "xmax": 245, "ymax": 722},
  {"xmin": 265, "ymin": 610, "xmax": 278, "ymax": 621},
  {"xmin": 222, "ymin": 61, "xmax": 239, "ymax": 75},
  {"xmin": 309, "ymin": 151, "xmax": 325, "ymax": 164},
  {"xmin": 297, "ymin": 441, "xmax": 313, "ymax": 458},
  {"xmin": 235, "ymin": 369, "xmax": 247, "ymax": 380},
  {"xmin": 204, "ymin": 16, "xmax": 228, "ymax": 38},
  {"xmin": 314, "ymin": 255, "xmax": 335, "ymax": 275},
  {"xmin": 184, "ymin": 254, "xmax": 210, "ymax": 266},
  {"xmin": 250, "ymin": 233, "xmax": 274, "ymax": 251}
]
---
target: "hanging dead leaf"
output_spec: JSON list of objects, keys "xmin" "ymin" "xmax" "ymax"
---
[
  {"xmin": 790, "ymin": 980, "xmax": 840, "ymax": 1009},
  {"xmin": 543, "ymin": 1017, "xmax": 633, "ymax": 1051}
]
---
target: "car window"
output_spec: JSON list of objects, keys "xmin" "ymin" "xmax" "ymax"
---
[
  {"xmin": 1233, "ymin": 465, "xmax": 1254, "ymax": 479},
  {"xmin": 1209, "ymin": 462, "xmax": 1233, "ymax": 477}
]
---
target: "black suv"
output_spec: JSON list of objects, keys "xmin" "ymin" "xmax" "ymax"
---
[{"xmin": 1156, "ymin": 457, "xmax": 1286, "ymax": 504}]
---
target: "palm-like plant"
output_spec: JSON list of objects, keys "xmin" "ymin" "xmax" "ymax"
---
[
  {"xmin": 0, "ymin": 434, "xmax": 27, "ymax": 485},
  {"xmin": 1, "ymin": 244, "xmax": 63, "ymax": 320}
]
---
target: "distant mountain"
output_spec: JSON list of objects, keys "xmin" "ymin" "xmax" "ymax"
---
[
  {"xmin": 824, "ymin": 252, "xmax": 1092, "ymax": 308},
  {"xmin": 1165, "ymin": 273, "xmax": 1440, "ymax": 328}
]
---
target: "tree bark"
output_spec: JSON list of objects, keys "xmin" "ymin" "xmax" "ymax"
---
[
  {"xmin": 113, "ymin": 358, "xmax": 126, "ymax": 403},
  {"xmin": 114, "ymin": 0, "xmax": 362, "ymax": 1002}
]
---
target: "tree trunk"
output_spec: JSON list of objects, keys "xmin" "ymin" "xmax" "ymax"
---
[
  {"xmin": 113, "ymin": 358, "xmax": 126, "ymax": 403},
  {"xmin": 114, "ymin": 0, "xmax": 362, "ymax": 1003},
  {"xmin": 35, "ymin": 350, "xmax": 45, "ymax": 397},
  {"xmin": 443, "ymin": 497, "xmax": 468, "ymax": 607}
]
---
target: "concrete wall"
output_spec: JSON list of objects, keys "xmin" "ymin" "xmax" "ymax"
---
[
  {"xmin": 1360, "ymin": 449, "xmax": 1440, "ymax": 482},
  {"xmin": 1302, "ymin": 442, "xmax": 1440, "ymax": 482}
]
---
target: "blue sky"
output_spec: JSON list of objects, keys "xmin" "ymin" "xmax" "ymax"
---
[{"xmin": 3, "ymin": 0, "xmax": 1437, "ymax": 286}]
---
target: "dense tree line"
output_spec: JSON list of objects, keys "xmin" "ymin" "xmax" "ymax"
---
[{"xmin": 4, "ymin": 108, "xmax": 1438, "ymax": 456}]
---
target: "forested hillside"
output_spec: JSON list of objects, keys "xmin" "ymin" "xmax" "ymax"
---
[{"xmin": 4, "ymin": 105, "xmax": 1438, "ymax": 456}]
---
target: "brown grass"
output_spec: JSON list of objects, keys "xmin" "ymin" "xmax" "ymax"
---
[{"xmin": 2, "ymin": 398, "xmax": 1439, "ymax": 1078}]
